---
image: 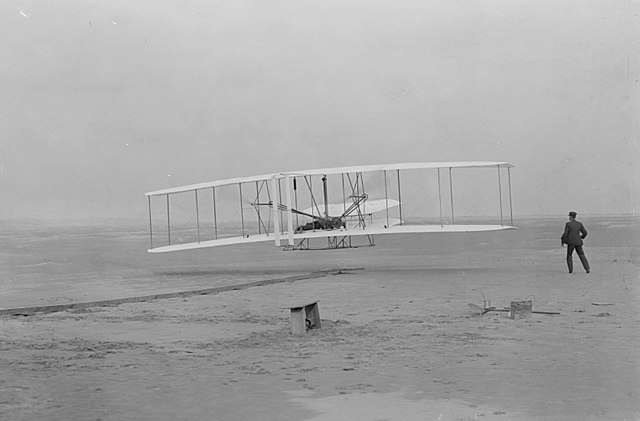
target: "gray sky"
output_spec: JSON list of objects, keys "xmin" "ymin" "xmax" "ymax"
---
[{"xmin": 1, "ymin": 0, "xmax": 638, "ymax": 221}]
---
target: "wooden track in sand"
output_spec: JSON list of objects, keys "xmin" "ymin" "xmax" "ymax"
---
[{"xmin": 0, "ymin": 268, "xmax": 363, "ymax": 317}]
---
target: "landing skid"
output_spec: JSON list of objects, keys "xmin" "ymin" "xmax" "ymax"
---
[{"xmin": 283, "ymin": 235, "xmax": 375, "ymax": 251}]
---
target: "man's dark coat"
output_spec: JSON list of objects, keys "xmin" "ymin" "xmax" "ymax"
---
[{"xmin": 562, "ymin": 220, "xmax": 588, "ymax": 246}]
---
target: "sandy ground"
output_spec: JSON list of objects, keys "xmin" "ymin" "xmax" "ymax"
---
[{"xmin": 0, "ymin": 217, "xmax": 639, "ymax": 420}]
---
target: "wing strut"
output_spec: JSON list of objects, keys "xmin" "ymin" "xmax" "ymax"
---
[
  {"xmin": 383, "ymin": 170, "xmax": 389, "ymax": 228},
  {"xmin": 270, "ymin": 176, "xmax": 281, "ymax": 246},
  {"xmin": 166, "ymin": 194, "xmax": 171, "ymax": 245},
  {"xmin": 497, "ymin": 165, "xmax": 504, "ymax": 226},
  {"xmin": 508, "ymin": 167, "xmax": 514, "ymax": 226},
  {"xmin": 212, "ymin": 187, "xmax": 218, "ymax": 240},
  {"xmin": 195, "ymin": 190, "xmax": 201, "ymax": 243},
  {"xmin": 294, "ymin": 177, "xmax": 300, "ymax": 228},
  {"xmin": 238, "ymin": 183, "xmax": 245, "ymax": 237},
  {"xmin": 437, "ymin": 168, "xmax": 444, "ymax": 227},
  {"xmin": 284, "ymin": 175, "xmax": 294, "ymax": 246},
  {"xmin": 341, "ymin": 173, "xmax": 347, "ymax": 217},
  {"xmin": 148, "ymin": 196, "xmax": 153, "ymax": 249},
  {"xmin": 278, "ymin": 178, "xmax": 285, "ymax": 234},
  {"xmin": 397, "ymin": 169, "xmax": 403, "ymax": 226},
  {"xmin": 255, "ymin": 181, "xmax": 262, "ymax": 235},
  {"xmin": 449, "ymin": 167, "xmax": 455, "ymax": 224}
]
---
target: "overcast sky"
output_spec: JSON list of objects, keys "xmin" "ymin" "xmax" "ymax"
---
[{"xmin": 1, "ymin": 0, "xmax": 638, "ymax": 221}]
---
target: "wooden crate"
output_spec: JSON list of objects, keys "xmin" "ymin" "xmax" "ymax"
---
[
  {"xmin": 289, "ymin": 301, "xmax": 321, "ymax": 335},
  {"xmin": 510, "ymin": 300, "xmax": 532, "ymax": 319}
]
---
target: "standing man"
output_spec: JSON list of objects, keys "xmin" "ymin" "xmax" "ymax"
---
[{"xmin": 561, "ymin": 211, "xmax": 590, "ymax": 273}]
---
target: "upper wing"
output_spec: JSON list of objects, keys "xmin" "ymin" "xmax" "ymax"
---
[
  {"xmin": 283, "ymin": 161, "xmax": 514, "ymax": 177},
  {"xmin": 145, "ymin": 172, "xmax": 279, "ymax": 197}
]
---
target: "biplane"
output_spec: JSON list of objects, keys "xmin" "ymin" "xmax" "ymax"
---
[{"xmin": 145, "ymin": 162, "xmax": 515, "ymax": 252}]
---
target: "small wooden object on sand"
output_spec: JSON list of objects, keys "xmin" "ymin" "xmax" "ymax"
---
[
  {"xmin": 289, "ymin": 301, "xmax": 321, "ymax": 335},
  {"xmin": 509, "ymin": 300, "xmax": 532, "ymax": 319}
]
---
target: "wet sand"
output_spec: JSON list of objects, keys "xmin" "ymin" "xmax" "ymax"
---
[{"xmin": 0, "ymin": 216, "xmax": 638, "ymax": 420}]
